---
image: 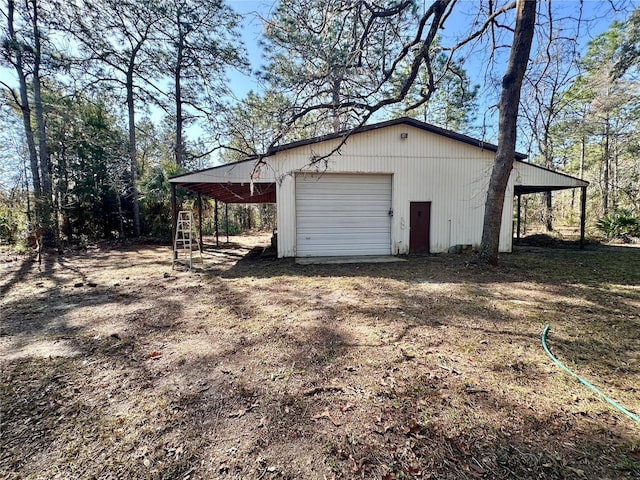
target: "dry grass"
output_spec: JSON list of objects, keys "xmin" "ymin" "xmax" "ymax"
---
[{"xmin": 1, "ymin": 235, "xmax": 639, "ymax": 479}]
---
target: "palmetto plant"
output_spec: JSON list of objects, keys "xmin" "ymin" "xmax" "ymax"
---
[{"xmin": 597, "ymin": 209, "xmax": 640, "ymax": 239}]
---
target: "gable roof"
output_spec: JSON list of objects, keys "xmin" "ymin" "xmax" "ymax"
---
[
  {"xmin": 168, "ymin": 117, "xmax": 587, "ymax": 202},
  {"xmin": 266, "ymin": 117, "xmax": 528, "ymax": 160}
]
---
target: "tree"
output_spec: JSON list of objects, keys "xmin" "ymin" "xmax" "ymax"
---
[
  {"xmin": 549, "ymin": 13, "xmax": 640, "ymax": 223},
  {"xmin": 220, "ymin": 88, "xmax": 323, "ymax": 162},
  {"xmin": 1, "ymin": 0, "xmax": 53, "ymax": 239},
  {"xmin": 156, "ymin": 0, "xmax": 246, "ymax": 167},
  {"xmin": 614, "ymin": 6, "xmax": 640, "ymax": 77},
  {"xmin": 571, "ymin": 21, "xmax": 639, "ymax": 216},
  {"xmin": 260, "ymin": 0, "xmax": 421, "ymax": 135},
  {"xmin": 43, "ymin": 88, "xmax": 130, "ymax": 241},
  {"xmin": 392, "ymin": 38, "xmax": 479, "ymax": 133},
  {"xmin": 62, "ymin": 0, "xmax": 164, "ymax": 236},
  {"xmin": 520, "ymin": 21, "xmax": 579, "ymax": 231},
  {"xmin": 478, "ymin": 0, "xmax": 536, "ymax": 264},
  {"xmin": 0, "ymin": 101, "xmax": 29, "ymax": 244}
]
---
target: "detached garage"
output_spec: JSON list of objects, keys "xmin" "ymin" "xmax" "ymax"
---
[{"xmin": 170, "ymin": 117, "xmax": 588, "ymax": 258}]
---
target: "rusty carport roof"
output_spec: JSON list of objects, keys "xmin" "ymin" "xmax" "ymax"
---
[{"xmin": 169, "ymin": 157, "xmax": 276, "ymax": 203}]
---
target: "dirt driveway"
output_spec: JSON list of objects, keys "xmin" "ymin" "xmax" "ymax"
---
[{"xmin": 1, "ymin": 236, "xmax": 639, "ymax": 479}]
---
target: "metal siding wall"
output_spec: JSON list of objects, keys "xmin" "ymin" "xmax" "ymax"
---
[
  {"xmin": 512, "ymin": 161, "xmax": 585, "ymax": 188},
  {"xmin": 172, "ymin": 159, "xmax": 274, "ymax": 183},
  {"xmin": 499, "ymin": 178, "xmax": 515, "ymax": 252},
  {"xmin": 276, "ymin": 174, "xmax": 296, "ymax": 257},
  {"xmin": 270, "ymin": 125, "xmax": 499, "ymax": 256}
]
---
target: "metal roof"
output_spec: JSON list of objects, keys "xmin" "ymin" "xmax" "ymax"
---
[
  {"xmin": 264, "ymin": 117, "xmax": 528, "ymax": 159},
  {"xmin": 169, "ymin": 117, "xmax": 586, "ymax": 202}
]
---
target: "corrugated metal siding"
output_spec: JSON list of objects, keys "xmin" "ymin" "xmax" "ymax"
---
[
  {"xmin": 274, "ymin": 125, "xmax": 499, "ymax": 256},
  {"xmin": 295, "ymin": 174, "xmax": 392, "ymax": 256},
  {"xmin": 513, "ymin": 161, "xmax": 587, "ymax": 188},
  {"xmin": 170, "ymin": 159, "xmax": 275, "ymax": 183},
  {"xmin": 499, "ymin": 179, "xmax": 515, "ymax": 252},
  {"xmin": 174, "ymin": 124, "xmax": 582, "ymax": 258}
]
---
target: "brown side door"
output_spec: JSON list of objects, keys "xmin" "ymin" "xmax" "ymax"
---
[{"xmin": 409, "ymin": 202, "xmax": 431, "ymax": 253}]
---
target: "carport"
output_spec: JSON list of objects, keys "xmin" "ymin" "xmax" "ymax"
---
[
  {"xmin": 512, "ymin": 162, "xmax": 589, "ymax": 248},
  {"xmin": 169, "ymin": 158, "xmax": 277, "ymax": 248}
]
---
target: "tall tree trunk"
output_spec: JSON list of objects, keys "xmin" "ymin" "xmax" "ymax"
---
[
  {"xmin": 544, "ymin": 192, "xmax": 553, "ymax": 231},
  {"xmin": 116, "ymin": 192, "xmax": 125, "ymax": 241},
  {"xmin": 331, "ymin": 78, "xmax": 341, "ymax": 133},
  {"xmin": 23, "ymin": 155, "xmax": 32, "ymax": 225},
  {"xmin": 542, "ymin": 129, "xmax": 553, "ymax": 232},
  {"xmin": 7, "ymin": 0, "xmax": 42, "ymax": 223},
  {"xmin": 175, "ymin": 6, "xmax": 185, "ymax": 167},
  {"xmin": 602, "ymin": 117, "xmax": 610, "ymax": 215},
  {"xmin": 58, "ymin": 147, "xmax": 72, "ymax": 243},
  {"xmin": 30, "ymin": 0, "xmax": 55, "ymax": 244},
  {"xmin": 126, "ymin": 64, "xmax": 141, "ymax": 236},
  {"xmin": 479, "ymin": 0, "xmax": 536, "ymax": 265},
  {"xmin": 612, "ymin": 138, "xmax": 618, "ymax": 212},
  {"xmin": 175, "ymin": 71, "xmax": 184, "ymax": 167},
  {"xmin": 579, "ymin": 134, "xmax": 585, "ymax": 179}
]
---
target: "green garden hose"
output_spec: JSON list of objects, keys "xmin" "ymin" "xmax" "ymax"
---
[{"xmin": 541, "ymin": 324, "xmax": 639, "ymax": 424}]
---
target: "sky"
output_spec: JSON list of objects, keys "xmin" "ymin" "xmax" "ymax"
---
[
  {"xmin": 217, "ymin": 0, "xmax": 635, "ymax": 153},
  {"xmin": 224, "ymin": 0, "xmax": 634, "ymax": 99},
  {"xmin": 226, "ymin": 0, "xmax": 276, "ymax": 99},
  {"xmin": 0, "ymin": 1, "xmax": 634, "ymax": 114},
  {"xmin": 0, "ymin": 0, "xmax": 636, "ymax": 178}
]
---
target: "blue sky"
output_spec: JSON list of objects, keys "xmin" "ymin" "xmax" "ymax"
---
[
  {"xmin": 226, "ymin": 1, "xmax": 276, "ymax": 99},
  {"xmin": 0, "ymin": 0, "xmax": 634, "ymax": 174},
  {"xmin": 225, "ymin": 0, "xmax": 633, "ymax": 105}
]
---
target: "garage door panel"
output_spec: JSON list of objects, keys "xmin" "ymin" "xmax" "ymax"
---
[
  {"xmin": 297, "ymin": 175, "xmax": 390, "ymax": 184},
  {"xmin": 296, "ymin": 174, "xmax": 392, "ymax": 257},
  {"xmin": 296, "ymin": 197, "xmax": 391, "ymax": 208},
  {"xmin": 299, "ymin": 234, "xmax": 391, "ymax": 244},
  {"xmin": 297, "ymin": 243, "xmax": 390, "ymax": 256},
  {"xmin": 297, "ymin": 218, "xmax": 391, "ymax": 229},
  {"xmin": 296, "ymin": 208, "xmax": 391, "ymax": 217},
  {"xmin": 298, "ymin": 182, "xmax": 390, "ymax": 195}
]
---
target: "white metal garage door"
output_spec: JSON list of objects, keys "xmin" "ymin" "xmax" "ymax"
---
[{"xmin": 295, "ymin": 173, "xmax": 392, "ymax": 257}]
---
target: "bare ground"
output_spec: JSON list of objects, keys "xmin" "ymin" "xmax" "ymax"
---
[{"xmin": 1, "ymin": 235, "xmax": 639, "ymax": 479}]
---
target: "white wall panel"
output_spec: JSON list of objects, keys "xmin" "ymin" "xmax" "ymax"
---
[
  {"xmin": 273, "ymin": 124, "xmax": 502, "ymax": 257},
  {"xmin": 170, "ymin": 158, "xmax": 275, "ymax": 183},
  {"xmin": 513, "ymin": 161, "xmax": 587, "ymax": 189}
]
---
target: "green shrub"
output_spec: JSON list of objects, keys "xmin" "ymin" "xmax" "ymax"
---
[{"xmin": 596, "ymin": 209, "xmax": 640, "ymax": 239}]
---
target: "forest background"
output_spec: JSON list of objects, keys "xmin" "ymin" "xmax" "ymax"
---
[{"xmin": 1, "ymin": 0, "xmax": 639, "ymax": 249}]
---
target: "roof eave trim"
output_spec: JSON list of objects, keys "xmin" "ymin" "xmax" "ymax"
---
[{"xmin": 266, "ymin": 117, "xmax": 528, "ymax": 160}]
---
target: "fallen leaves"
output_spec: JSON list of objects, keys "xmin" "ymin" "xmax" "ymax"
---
[
  {"xmin": 228, "ymin": 402, "xmax": 259, "ymax": 418},
  {"xmin": 302, "ymin": 385, "xmax": 345, "ymax": 396},
  {"xmin": 312, "ymin": 408, "xmax": 343, "ymax": 426},
  {"xmin": 2, "ymin": 240, "xmax": 639, "ymax": 480}
]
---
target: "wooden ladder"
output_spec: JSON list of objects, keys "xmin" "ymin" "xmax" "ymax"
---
[{"xmin": 173, "ymin": 210, "xmax": 201, "ymax": 270}]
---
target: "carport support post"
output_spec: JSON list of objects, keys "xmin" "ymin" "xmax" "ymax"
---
[
  {"xmin": 171, "ymin": 183, "xmax": 177, "ymax": 259},
  {"xmin": 197, "ymin": 193, "xmax": 203, "ymax": 251},
  {"xmin": 516, "ymin": 193, "xmax": 521, "ymax": 241},
  {"xmin": 580, "ymin": 186, "xmax": 587, "ymax": 249},
  {"xmin": 225, "ymin": 203, "xmax": 229, "ymax": 243},
  {"xmin": 214, "ymin": 199, "xmax": 219, "ymax": 247}
]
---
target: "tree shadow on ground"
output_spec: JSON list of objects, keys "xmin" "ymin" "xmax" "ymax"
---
[
  {"xmin": 0, "ymin": 255, "xmax": 35, "ymax": 298},
  {"xmin": 2, "ymin": 241, "xmax": 638, "ymax": 479},
  {"xmin": 3, "ymin": 299, "xmax": 638, "ymax": 479},
  {"xmin": 197, "ymin": 241, "xmax": 640, "ymax": 288}
]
